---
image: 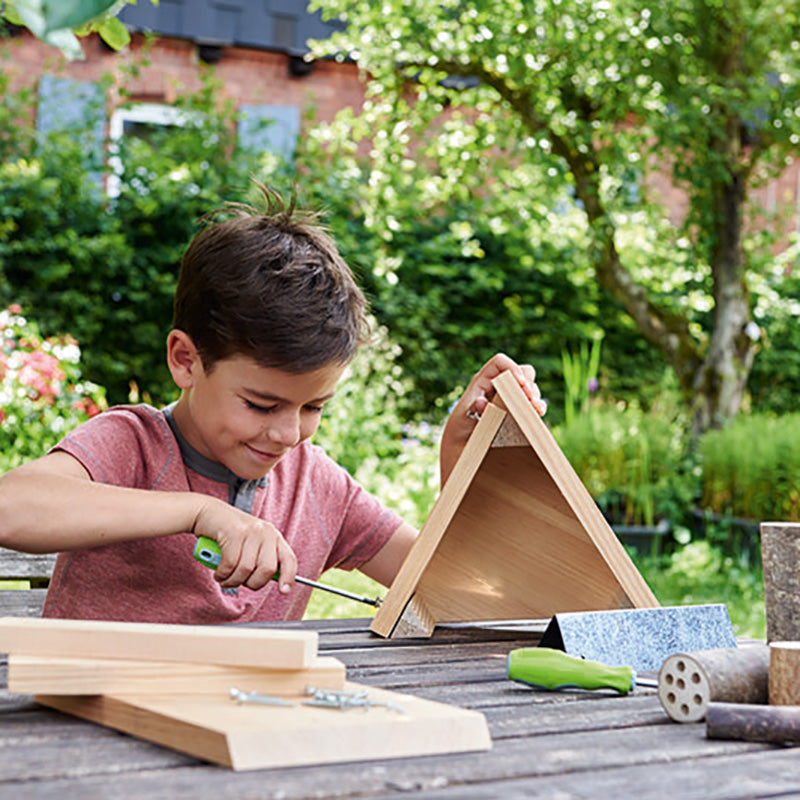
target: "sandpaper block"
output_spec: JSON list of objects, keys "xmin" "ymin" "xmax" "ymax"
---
[{"xmin": 538, "ymin": 604, "xmax": 737, "ymax": 671}]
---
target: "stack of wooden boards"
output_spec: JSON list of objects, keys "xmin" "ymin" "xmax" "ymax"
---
[{"xmin": 0, "ymin": 616, "xmax": 491, "ymax": 770}]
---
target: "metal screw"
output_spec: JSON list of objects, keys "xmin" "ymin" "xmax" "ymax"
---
[
  {"xmin": 303, "ymin": 685, "xmax": 405, "ymax": 713},
  {"xmin": 229, "ymin": 687, "xmax": 296, "ymax": 707}
]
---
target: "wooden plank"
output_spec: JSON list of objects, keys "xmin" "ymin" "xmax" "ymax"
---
[
  {"xmin": 0, "ymin": 617, "xmax": 317, "ymax": 669},
  {"xmin": 36, "ymin": 681, "xmax": 492, "ymax": 771},
  {"xmin": 371, "ymin": 372, "xmax": 657, "ymax": 639},
  {"xmin": 0, "ymin": 588, "xmax": 47, "ymax": 617},
  {"xmin": 8, "ymin": 654, "xmax": 345, "ymax": 696},
  {"xmin": 0, "ymin": 547, "xmax": 56, "ymax": 580}
]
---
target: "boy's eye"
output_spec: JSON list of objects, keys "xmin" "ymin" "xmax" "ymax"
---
[
  {"xmin": 305, "ymin": 404, "xmax": 325, "ymax": 414},
  {"xmin": 244, "ymin": 399, "xmax": 277, "ymax": 414}
]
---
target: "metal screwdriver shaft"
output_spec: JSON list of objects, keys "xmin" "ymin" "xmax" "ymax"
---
[{"xmin": 192, "ymin": 536, "xmax": 382, "ymax": 608}]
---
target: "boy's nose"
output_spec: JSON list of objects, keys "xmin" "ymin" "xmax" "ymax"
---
[{"xmin": 267, "ymin": 412, "xmax": 301, "ymax": 448}]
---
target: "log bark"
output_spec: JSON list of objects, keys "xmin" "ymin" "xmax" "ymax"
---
[
  {"xmin": 761, "ymin": 523, "xmax": 800, "ymax": 642},
  {"xmin": 706, "ymin": 702, "xmax": 800, "ymax": 744}
]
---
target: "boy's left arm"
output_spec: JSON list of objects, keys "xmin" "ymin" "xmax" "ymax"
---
[
  {"xmin": 359, "ymin": 521, "xmax": 418, "ymax": 587},
  {"xmin": 439, "ymin": 353, "xmax": 546, "ymax": 487}
]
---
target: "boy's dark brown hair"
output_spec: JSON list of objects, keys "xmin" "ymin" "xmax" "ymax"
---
[{"xmin": 173, "ymin": 184, "xmax": 369, "ymax": 373}]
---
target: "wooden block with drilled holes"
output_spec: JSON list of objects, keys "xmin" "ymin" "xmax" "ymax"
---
[
  {"xmin": 36, "ymin": 682, "xmax": 492, "ymax": 770},
  {"xmin": 0, "ymin": 617, "xmax": 317, "ymax": 669},
  {"xmin": 371, "ymin": 371, "xmax": 659, "ymax": 638},
  {"xmin": 8, "ymin": 653, "xmax": 345, "ymax": 696}
]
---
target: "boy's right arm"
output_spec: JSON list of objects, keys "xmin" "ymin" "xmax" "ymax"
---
[{"xmin": 0, "ymin": 452, "xmax": 297, "ymax": 591}]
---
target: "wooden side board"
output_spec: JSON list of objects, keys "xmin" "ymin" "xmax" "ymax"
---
[
  {"xmin": 0, "ymin": 617, "xmax": 317, "ymax": 669},
  {"xmin": 8, "ymin": 654, "xmax": 345, "ymax": 696},
  {"xmin": 371, "ymin": 371, "xmax": 658, "ymax": 638},
  {"xmin": 36, "ymin": 682, "xmax": 492, "ymax": 771}
]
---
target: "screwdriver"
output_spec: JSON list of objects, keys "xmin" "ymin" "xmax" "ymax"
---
[
  {"xmin": 507, "ymin": 647, "xmax": 656, "ymax": 695},
  {"xmin": 192, "ymin": 536, "xmax": 383, "ymax": 608}
]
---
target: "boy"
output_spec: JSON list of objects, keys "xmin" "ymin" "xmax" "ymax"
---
[{"xmin": 0, "ymin": 186, "xmax": 545, "ymax": 623}]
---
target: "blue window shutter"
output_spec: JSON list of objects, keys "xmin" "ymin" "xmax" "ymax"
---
[
  {"xmin": 237, "ymin": 104, "xmax": 301, "ymax": 162},
  {"xmin": 36, "ymin": 75, "xmax": 106, "ymax": 168}
]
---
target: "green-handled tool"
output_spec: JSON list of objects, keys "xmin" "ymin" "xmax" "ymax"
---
[
  {"xmin": 192, "ymin": 535, "xmax": 383, "ymax": 608},
  {"xmin": 507, "ymin": 647, "xmax": 657, "ymax": 695}
]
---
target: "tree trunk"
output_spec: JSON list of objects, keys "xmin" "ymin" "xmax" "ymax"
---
[{"xmin": 688, "ymin": 121, "xmax": 758, "ymax": 437}]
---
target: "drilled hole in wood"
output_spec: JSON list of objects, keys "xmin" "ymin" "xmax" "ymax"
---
[
  {"xmin": 677, "ymin": 678, "xmax": 686, "ymax": 690},
  {"xmin": 665, "ymin": 673, "xmax": 674, "ymax": 685},
  {"xmin": 667, "ymin": 692, "xmax": 676, "ymax": 704},
  {"xmin": 681, "ymin": 704, "xmax": 690, "ymax": 716},
  {"xmin": 691, "ymin": 672, "xmax": 701, "ymax": 684},
  {"xmin": 693, "ymin": 694, "xmax": 703, "ymax": 705},
  {"xmin": 676, "ymin": 660, "xmax": 686, "ymax": 672}
]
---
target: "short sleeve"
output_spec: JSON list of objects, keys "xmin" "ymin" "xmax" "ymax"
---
[{"xmin": 52, "ymin": 405, "xmax": 180, "ymax": 491}]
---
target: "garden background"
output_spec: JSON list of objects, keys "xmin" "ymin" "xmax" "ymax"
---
[{"xmin": 3, "ymin": 1, "xmax": 800, "ymax": 636}]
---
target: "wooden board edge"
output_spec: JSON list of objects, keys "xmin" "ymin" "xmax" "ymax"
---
[
  {"xmin": 0, "ymin": 617, "xmax": 319, "ymax": 669},
  {"xmin": 36, "ymin": 693, "xmax": 233, "ymax": 768},
  {"xmin": 9, "ymin": 654, "xmax": 346, "ymax": 696}
]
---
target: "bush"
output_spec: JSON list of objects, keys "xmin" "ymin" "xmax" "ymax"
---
[
  {"xmin": 313, "ymin": 322, "xmax": 440, "ymax": 530},
  {"xmin": 553, "ymin": 395, "xmax": 692, "ymax": 527},
  {"xmin": 698, "ymin": 413, "xmax": 800, "ymax": 522},
  {"xmin": 0, "ymin": 304, "xmax": 106, "ymax": 471}
]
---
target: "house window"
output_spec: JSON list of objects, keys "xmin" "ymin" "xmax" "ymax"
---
[{"xmin": 107, "ymin": 103, "xmax": 198, "ymax": 197}]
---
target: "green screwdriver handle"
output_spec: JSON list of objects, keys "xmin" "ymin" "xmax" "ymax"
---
[
  {"xmin": 193, "ymin": 536, "xmax": 285, "ymax": 581},
  {"xmin": 507, "ymin": 647, "xmax": 635, "ymax": 695}
]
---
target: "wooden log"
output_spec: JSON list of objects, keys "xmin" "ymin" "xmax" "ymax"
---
[
  {"xmin": 760, "ymin": 522, "xmax": 800, "ymax": 642},
  {"xmin": 770, "ymin": 641, "xmax": 800, "ymax": 705},
  {"xmin": 658, "ymin": 645, "xmax": 769, "ymax": 722},
  {"xmin": 706, "ymin": 701, "xmax": 800, "ymax": 744}
]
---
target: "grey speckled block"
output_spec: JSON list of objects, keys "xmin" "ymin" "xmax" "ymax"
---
[{"xmin": 538, "ymin": 604, "xmax": 737, "ymax": 671}]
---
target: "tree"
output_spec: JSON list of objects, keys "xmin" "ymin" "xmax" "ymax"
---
[{"xmin": 309, "ymin": 0, "xmax": 800, "ymax": 435}]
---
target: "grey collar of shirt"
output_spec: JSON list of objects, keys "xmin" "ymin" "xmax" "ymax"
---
[{"xmin": 162, "ymin": 403, "xmax": 267, "ymax": 513}]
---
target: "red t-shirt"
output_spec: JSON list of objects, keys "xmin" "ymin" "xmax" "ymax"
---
[{"xmin": 43, "ymin": 405, "xmax": 402, "ymax": 623}]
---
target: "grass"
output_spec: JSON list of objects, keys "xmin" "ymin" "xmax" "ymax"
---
[{"xmin": 303, "ymin": 569, "xmax": 385, "ymax": 620}]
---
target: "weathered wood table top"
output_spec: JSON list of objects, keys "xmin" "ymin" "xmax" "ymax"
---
[{"xmin": 1, "ymin": 617, "xmax": 798, "ymax": 799}]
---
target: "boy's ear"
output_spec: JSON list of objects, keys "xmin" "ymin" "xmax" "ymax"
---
[{"xmin": 166, "ymin": 330, "xmax": 202, "ymax": 389}]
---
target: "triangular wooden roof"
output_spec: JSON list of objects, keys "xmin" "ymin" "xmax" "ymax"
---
[{"xmin": 370, "ymin": 370, "xmax": 659, "ymax": 638}]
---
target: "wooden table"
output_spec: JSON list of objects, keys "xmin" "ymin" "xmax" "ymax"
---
[{"xmin": 1, "ymin": 618, "xmax": 798, "ymax": 799}]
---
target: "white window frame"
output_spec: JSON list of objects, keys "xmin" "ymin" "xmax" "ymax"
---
[{"xmin": 107, "ymin": 103, "xmax": 200, "ymax": 197}]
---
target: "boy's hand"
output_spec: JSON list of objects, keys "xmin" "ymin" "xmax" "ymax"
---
[
  {"xmin": 440, "ymin": 353, "xmax": 546, "ymax": 486},
  {"xmin": 192, "ymin": 497, "xmax": 298, "ymax": 591}
]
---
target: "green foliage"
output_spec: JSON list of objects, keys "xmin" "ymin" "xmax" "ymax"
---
[
  {"xmin": 297, "ymin": 125, "xmax": 664, "ymax": 421},
  {"xmin": 0, "ymin": 304, "xmax": 106, "ymax": 471},
  {"xmin": 553, "ymin": 386, "xmax": 692, "ymax": 527},
  {"xmin": 561, "ymin": 336, "xmax": 602, "ymax": 426},
  {"xmin": 699, "ymin": 413, "xmax": 800, "ymax": 522},
  {"xmin": 313, "ymin": 322, "xmax": 440, "ymax": 530}
]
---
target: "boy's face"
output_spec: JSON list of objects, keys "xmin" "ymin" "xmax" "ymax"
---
[{"xmin": 174, "ymin": 351, "xmax": 346, "ymax": 481}]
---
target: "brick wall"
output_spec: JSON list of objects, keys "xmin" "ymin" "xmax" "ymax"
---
[{"xmin": 2, "ymin": 29, "xmax": 365, "ymax": 127}]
